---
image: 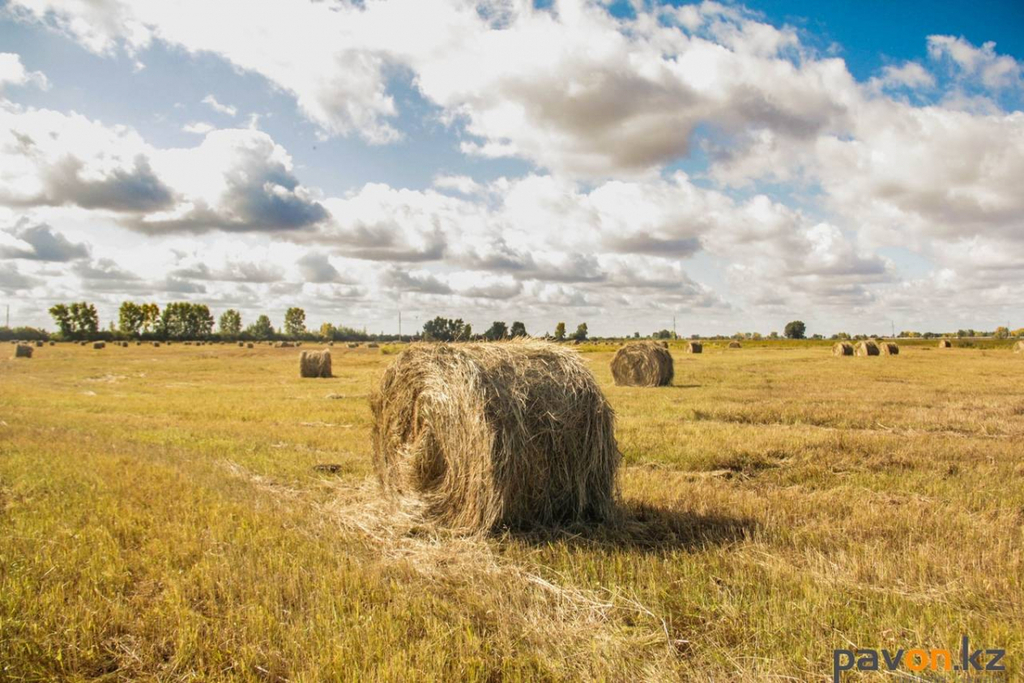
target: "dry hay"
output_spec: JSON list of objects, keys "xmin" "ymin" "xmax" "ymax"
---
[
  {"xmin": 275, "ymin": 341, "xmax": 295, "ymax": 348},
  {"xmin": 152, "ymin": 342, "xmax": 161, "ymax": 347},
  {"xmin": 367, "ymin": 342, "xmax": 379, "ymax": 348},
  {"xmin": 684, "ymin": 341, "xmax": 703, "ymax": 354},
  {"xmin": 299, "ymin": 349, "xmax": 333, "ymax": 378},
  {"xmin": 347, "ymin": 343, "xmax": 359, "ymax": 348},
  {"xmin": 328, "ymin": 341, "xmax": 335, "ymax": 346},
  {"xmin": 610, "ymin": 341, "xmax": 674, "ymax": 387},
  {"xmin": 92, "ymin": 341, "xmax": 106, "ymax": 350},
  {"xmin": 13, "ymin": 344, "xmax": 32, "ymax": 359},
  {"xmin": 238, "ymin": 341, "xmax": 244, "ymax": 347},
  {"xmin": 135, "ymin": 341, "xmax": 141, "ymax": 346},
  {"xmin": 1013, "ymin": 340, "xmax": 1024, "ymax": 354},
  {"xmin": 938, "ymin": 339, "xmax": 952, "ymax": 348},
  {"xmin": 49, "ymin": 341, "xmax": 56, "ymax": 346},
  {"xmin": 832, "ymin": 342, "xmax": 854, "ymax": 356},
  {"xmin": 34, "ymin": 340, "xmax": 43, "ymax": 347},
  {"xmin": 246, "ymin": 342, "xmax": 254, "ymax": 349},
  {"xmin": 728, "ymin": 340, "xmax": 742, "ymax": 348},
  {"xmin": 371, "ymin": 340, "xmax": 619, "ymax": 533},
  {"xmin": 855, "ymin": 340, "xmax": 879, "ymax": 356},
  {"xmin": 879, "ymin": 341, "xmax": 900, "ymax": 356}
]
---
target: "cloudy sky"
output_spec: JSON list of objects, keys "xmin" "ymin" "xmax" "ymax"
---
[{"xmin": 1, "ymin": 0, "xmax": 1022, "ymax": 337}]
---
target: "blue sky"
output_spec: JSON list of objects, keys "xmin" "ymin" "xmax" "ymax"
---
[{"xmin": 1, "ymin": 0, "xmax": 1022, "ymax": 337}]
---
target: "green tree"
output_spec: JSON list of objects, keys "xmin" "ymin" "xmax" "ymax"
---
[
  {"xmin": 284, "ymin": 307, "xmax": 306, "ymax": 337},
  {"xmin": 994, "ymin": 326, "xmax": 1010, "ymax": 339},
  {"xmin": 553, "ymin": 322, "xmax": 566, "ymax": 341},
  {"xmin": 160, "ymin": 303, "xmax": 214, "ymax": 340},
  {"xmin": 48, "ymin": 304, "xmax": 73, "ymax": 337},
  {"xmin": 483, "ymin": 321, "xmax": 508, "ymax": 341},
  {"xmin": 784, "ymin": 320, "xmax": 806, "ymax": 339},
  {"xmin": 509, "ymin": 321, "xmax": 527, "ymax": 338},
  {"xmin": 422, "ymin": 316, "xmax": 471, "ymax": 342},
  {"xmin": 69, "ymin": 302, "xmax": 99, "ymax": 337},
  {"xmin": 247, "ymin": 314, "xmax": 274, "ymax": 340},
  {"xmin": 219, "ymin": 309, "xmax": 242, "ymax": 336},
  {"xmin": 319, "ymin": 322, "xmax": 336, "ymax": 339},
  {"xmin": 653, "ymin": 329, "xmax": 672, "ymax": 339},
  {"xmin": 140, "ymin": 303, "xmax": 160, "ymax": 333},
  {"xmin": 118, "ymin": 302, "xmax": 145, "ymax": 336},
  {"xmin": 571, "ymin": 322, "xmax": 588, "ymax": 341}
]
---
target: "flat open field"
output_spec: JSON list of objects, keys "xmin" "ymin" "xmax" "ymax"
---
[{"xmin": 2, "ymin": 342, "xmax": 1022, "ymax": 680}]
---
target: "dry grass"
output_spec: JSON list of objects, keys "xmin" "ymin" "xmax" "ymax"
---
[
  {"xmin": 1, "ymin": 342, "xmax": 1023, "ymax": 680},
  {"xmin": 371, "ymin": 340, "xmax": 618, "ymax": 532}
]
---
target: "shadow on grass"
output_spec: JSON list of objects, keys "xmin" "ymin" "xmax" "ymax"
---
[{"xmin": 503, "ymin": 501, "xmax": 754, "ymax": 554}]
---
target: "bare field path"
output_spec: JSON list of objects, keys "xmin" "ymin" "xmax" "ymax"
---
[{"xmin": 2, "ymin": 343, "xmax": 1022, "ymax": 680}]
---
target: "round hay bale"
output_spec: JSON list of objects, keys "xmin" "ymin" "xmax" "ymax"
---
[
  {"xmin": 34, "ymin": 340, "xmax": 44, "ymax": 347},
  {"xmin": 347, "ymin": 343, "xmax": 359, "ymax": 348},
  {"xmin": 1013, "ymin": 340, "xmax": 1024, "ymax": 354},
  {"xmin": 49, "ymin": 341, "xmax": 56, "ymax": 346},
  {"xmin": 275, "ymin": 341, "xmax": 294, "ymax": 348},
  {"xmin": 879, "ymin": 341, "xmax": 900, "ymax": 355},
  {"xmin": 13, "ymin": 344, "xmax": 33, "ymax": 358},
  {"xmin": 832, "ymin": 342, "xmax": 854, "ymax": 356},
  {"xmin": 246, "ymin": 342, "xmax": 254, "ymax": 348},
  {"xmin": 610, "ymin": 341, "xmax": 674, "ymax": 387},
  {"xmin": 855, "ymin": 340, "xmax": 879, "ymax": 356},
  {"xmin": 367, "ymin": 342, "xmax": 379, "ymax": 348},
  {"xmin": 328, "ymin": 341, "xmax": 335, "ymax": 346},
  {"xmin": 92, "ymin": 341, "xmax": 106, "ymax": 350},
  {"xmin": 371, "ymin": 340, "xmax": 619, "ymax": 532},
  {"xmin": 685, "ymin": 341, "xmax": 703, "ymax": 354},
  {"xmin": 728, "ymin": 340, "xmax": 742, "ymax": 348},
  {"xmin": 135, "ymin": 341, "xmax": 141, "ymax": 346},
  {"xmin": 938, "ymin": 339, "xmax": 952, "ymax": 348},
  {"xmin": 299, "ymin": 349, "xmax": 332, "ymax": 378},
  {"xmin": 152, "ymin": 342, "xmax": 161, "ymax": 347}
]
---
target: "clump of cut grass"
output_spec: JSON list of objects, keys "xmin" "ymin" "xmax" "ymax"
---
[
  {"xmin": 371, "ymin": 339, "xmax": 620, "ymax": 533},
  {"xmin": 610, "ymin": 341, "xmax": 674, "ymax": 387},
  {"xmin": 299, "ymin": 350, "xmax": 332, "ymax": 378}
]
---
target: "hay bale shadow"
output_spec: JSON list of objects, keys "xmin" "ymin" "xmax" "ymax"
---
[{"xmin": 503, "ymin": 501, "xmax": 753, "ymax": 554}]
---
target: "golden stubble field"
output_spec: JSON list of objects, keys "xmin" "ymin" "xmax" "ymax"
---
[{"xmin": 1, "ymin": 341, "xmax": 1022, "ymax": 680}]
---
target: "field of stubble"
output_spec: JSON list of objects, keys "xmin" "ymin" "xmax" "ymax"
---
[{"xmin": 1, "ymin": 341, "xmax": 1022, "ymax": 680}]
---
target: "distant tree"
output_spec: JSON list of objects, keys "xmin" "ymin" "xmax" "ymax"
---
[
  {"xmin": 769, "ymin": 331, "xmax": 779, "ymax": 339},
  {"xmin": 553, "ymin": 322, "xmax": 566, "ymax": 341},
  {"xmin": 247, "ymin": 314, "xmax": 274, "ymax": 340},
  {"xmin": 48, "ymin": 304, "xmax": 73, "ymax": 337},
  {"xmin": 633, "ymin": 331, "xmax": 640, "ymax": 339},
  {"xmin": 159, "ymin": 302, "xmax": 214, "ymax": 339},
  {"xmin": 1012, "ymin": 328, "xmax": 1024, "ymax": 338},
  {"xmin": 571, "ymin": 322, "xmax": 588, "ymax": 341},
  {"xmin": 141, "ymin": 303, "xmax": 160, "ymax": 333},
  {"xmin": 509, "ymin": 321, "xmax": 527, "ymax": 338},
  {"xmin": 118, "ymin": 301, "xmax": 145, "ymax": 336},
  {"xmin": 70, "ymin": 302, "xmax": 99, "ymax": 336},
  {"xmin": 284, "ymin": 307, "xmax": 306, "ymax": 337},
  {"xmin": 784, "ymin": 320, "xmax": 806, "ymax": 339},
  {"xmin": 422, "ymin": 316, "xmax": 471, "ymax": 342},
  {"xmin": 484, "ymin": 321, "xmax": 508, "ymax": 341},
  {"xmin": 219, "ymin": 309, "xmax": 242, "ymax": 336},
  {"xmin": 752, "ymin": 332, "xmax": 762, "ymax": 340},
  {"xmin": 994, "ymin": 326, "xmax": 1010, "ymax": 339},
  {"xmin": 320, "ymin": 322, "xmax": 336, "ymax": 339},
  {"xmin": 654, "ymin": 329, "xmax": 672, "ymax": 339}
]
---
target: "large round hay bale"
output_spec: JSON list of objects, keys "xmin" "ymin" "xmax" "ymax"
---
[
  {"xmin": 246, "ymin": 342, "xmax": 254, "ymax": 349},
  {"xmin": 855, "ymin": 340, "xmax": 879, "ymax": 356},
  {"xmin": 728, "ymin": 340, "xmax": 742, "ymax": 349},
  {"xmin": 34, "ymin": 340, "xmax": 43, "ymax": 347},
  {"xmin": 610, "ymin": 341, "xmax": 674, "ymax": 387},
  {"xmin": 879, "ymin": 341, "xmax": 899, "ymax": 355},
  {"xmin": 299, "ymin": 350, "xmax": 332, "ymax": 378},
  {"xmin": 685, "ymin": 341, "xmax": 703, "ymax": 354},
  {"xmin": 938, "ymin": 339, "xmax": 952, "ymax": 348},
  {"xmin": 371, "ymin": 340, "xmax": 619, "ymax": 532},
  {"xmin": 13, "ymin": 344, "xmax": 33, "ymax": 358},
  {"xmin": 832, "ymin": 342, "xmax": 854, "ymax": 356},
  {"xmin": 92, "ymin": 341, "xmax": 106, "ymax": 350}
]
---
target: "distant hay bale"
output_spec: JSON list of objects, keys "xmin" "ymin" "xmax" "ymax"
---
[
  {"xmin": 275, "ymin": 341, "xmax": 294, "ymax": 348},
  {"xmin": 685, "ymin": 341, "xmax": 703, "ymax": 354},
  {"xmin": 728, "ymin": 341, "xmax": 742, "ymax": 348},
  {"xmin": 855, "ymin": 340, "xmax": 879, "ymax": 356},
  {"xmin": 93, "ymin": 342, "xmax": 106, "ymax": 350},
  {"xmin": 49, "ymin": 341, "xmax": 56, "ymax": 346},
  {"xmin": 34, "ymin": 340, "xmax": 43, "ymax": 347},
  {"xmin": 347, "ymin": 343, "xmax": 358, "ymax": 348},
  {"xmin": 371, "ymin": 340, "xmax": 619, "ymax": 532},
  {"xmin": 367, "ymin": 342, "xmax": 379, "ymax": 348},
  {"xmin": 135, "ymin": 341, "xmax": 141, "ymax": 346},
  {"xmin": 832, "ymin": 342, "xmax": 854, "ymax": 356},
  {"xmin": 328, "ymin": 341, "xmax": 335, "ymax": 346},
  {"xmin": 938, "ymin": 339, "xmax": 952, "ymax": 348},
  {"xmin": 238, "ymin": 342, "xmax": 244, "ymax": 347},
  {"xmin": 610, "ymin": 341, "xmax": 674, "ymax": 387},
  {"xmin": 879, "ymin": 341, "xmax": 900, "ymax": 356},
  {"xmin": 13, "ymin": 344, "xmax": 32, "ymax": 358},
  {"xmin": 299, "ymin": 349, "xmax": 332, "ymax": 378},
  {"xmin": 246, "ymin": 342, "xmax": 254, "ymax": 348}
]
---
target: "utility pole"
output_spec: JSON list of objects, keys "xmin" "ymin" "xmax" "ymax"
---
[
  {"xmin": 4, "ymin": 304, "xmax": 8, "ymax": 329},
  {"xmin": 398, "ymin": 310, "xmax": 402, "ymax": 340},
  {"xmin": 891, "ymin": 320, "xmax": 895, "ymax": 338},
  {"xmin": 672, "ymin": 315, "xmax": 676, "ymax": 339}
]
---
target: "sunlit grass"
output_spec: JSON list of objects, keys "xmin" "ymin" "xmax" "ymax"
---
[{"xmin": 2, "ymin": 342, "xmax": 1022, "ymax": 680}]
